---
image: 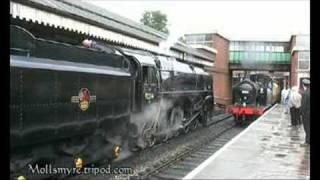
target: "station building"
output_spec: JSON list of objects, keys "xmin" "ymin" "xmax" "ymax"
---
[
  {"xmin": 10, "ymin": 0, "xmax": 309, "ymax": 108},
  {"xmin": 185, "ymin": 33, "xmax": 310, "ymax": 106}
]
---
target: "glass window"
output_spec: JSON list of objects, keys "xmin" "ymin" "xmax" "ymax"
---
[
  {"xmin": 257, "ymin": 52, "xmax": 261, "ymax": 61},
  {"xmin": 265, "ymin": 52, "xmax": 270, "ymax": 60},
  {"xmin": 260, "ymin": 52, "xmax": 265, "ymax": 61},
  {"xmin": 296, "ymin": 35, "xmax": 310, "ymax": 50},
  {"xmin": 235, "ymin": 52, "xmax": 240, "ymax": 60},
  {"xmin": 255, "ymin": 43, "xmax": 260, "ymax": 51},
  {"xmin": 239, "ymin": 52, "xmax": 245, "ymax": 60},
  {"xmin": 205, "ymin": 42, "xmax": 213, "ymax": 47},
  {"xmin": 249, "ymin": 44, "xmax": 255, "ymax": 51},
  {"xmin": 205, "ymin": 34, "xmax": 212, "ymax": 41},
  {"xmin": 230, "ymin": 52, "xmax": 234, "ymax": 61},
  {"xmin": 229, "ymin": 42, "xmax": 235, "ymax": 51},
  {"xmin": 244, "ymin": 52, "xmax": 249, "ymax": 59},
  {"xmin": 278, "ymin": 46, "xmax": 284, "ymax": 52},
  {"xmin": 248, "ymin": 52, "xmax": 254, "ymax": 60},
  {"xmin": 234, "ymin": 41, "xmax": 240, "ymax": 51},
  {"xmin": 266, "ymin": 45, "xmax": 271, "ymax": 52},
  {"xmin": 299, "ymin": 61, "xmax": 310, "ymax": 70},
  {"xmin": 298, "ymin": 51, "xmax": 310, "ymax": 70},
  {"xmin": 197, "ymin": 35, "xmax": 205, "ymax": 42},
  {"xmin": 149, "ymin": 67, "xmax": 158, "ymax": 84},
  {"xmin": 299, "ymin": 51, "xmax": 310, "ymax": 61},
  {"xmin": 256, "ymin": 43, "xmax": 263, "ymax": 51},
  {"xmin": 239, "ymin": 42, "xmax": 245, "ymax": 51},
  {"xmin": 142, "ymin": 66, "xmax": 148, "ymax": 83}
]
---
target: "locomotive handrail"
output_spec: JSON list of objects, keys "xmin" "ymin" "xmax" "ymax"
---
[{"xmin": 10, "ymin": 55, "xmax": 131, "ymax": 76}]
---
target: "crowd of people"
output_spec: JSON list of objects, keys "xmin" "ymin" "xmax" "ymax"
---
[{"xmin": 281, "ymin": 79, "xmax": 310, "ymax": 145}]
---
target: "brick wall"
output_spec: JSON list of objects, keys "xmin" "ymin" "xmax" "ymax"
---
[
  {"xmin": 291, "ymin": 52, "xmax": 298, "ymax": 87},
  {"xmin": 212, "ymin": 33, "xmax": 232, "ymax": 106},
  {"xmin": 290, "ymin": 35, "xmax": 298, "ymax": 87}
]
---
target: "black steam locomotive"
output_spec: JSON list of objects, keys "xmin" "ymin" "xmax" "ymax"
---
[
  {"xmin": 10, "ymin": 25, "xmax": 214, "ymax": 179},
  {"xmin": 226, "ymin": 74, "xmax": 280, "ymax": 124}
]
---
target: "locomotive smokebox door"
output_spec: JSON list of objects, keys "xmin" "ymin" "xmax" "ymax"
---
[{"xmin": 142, "ymin": 66, "xmax": 160, "ymax": 106}]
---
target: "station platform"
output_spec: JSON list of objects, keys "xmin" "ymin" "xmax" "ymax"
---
[{"xmin": 183, "ymin": 104, "xmax": 310, "ymax": 179}]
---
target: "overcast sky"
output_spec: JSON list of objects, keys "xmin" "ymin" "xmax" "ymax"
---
[{"xmin": 87, "ymin": 0, "xmax": 309, "ymax": 41}]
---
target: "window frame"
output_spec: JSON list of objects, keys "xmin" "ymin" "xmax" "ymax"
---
[{"xmin": 298, "ymin": 51, "xmax": 310, "ymax": 71}]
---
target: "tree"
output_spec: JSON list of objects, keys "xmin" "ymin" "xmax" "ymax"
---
[{"xmin": 140, "ymin": 10, "xmax": 169, "ymax": 34}]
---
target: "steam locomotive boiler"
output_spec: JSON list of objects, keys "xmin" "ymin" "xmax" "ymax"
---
[{"xmin": 10, "ymin": 25, "xmax": 214, "ymax": 179}]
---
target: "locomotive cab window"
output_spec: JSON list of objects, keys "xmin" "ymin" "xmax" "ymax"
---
[
  {"xmin": 142, "ymin": 66, "xmax": 148, "ymax": 84},
  {"xmin": 142, "ymin": 66, "xmax": 159, "ymax": 84},
  {"xmin": 148, "ymin": 67, "xmax": 158, "ymax": 84}
]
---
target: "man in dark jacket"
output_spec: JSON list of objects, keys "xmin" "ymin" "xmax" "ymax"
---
[{"xmin": 300, "ymin": 79, "xmax": 310, "ymax": 144}]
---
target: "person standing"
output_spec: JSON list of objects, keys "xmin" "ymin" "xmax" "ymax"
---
[
  {"xmin": 281, "ymin": 86, "xmax": 287, "ymax": 104},
  {"xmin": 300, "ymin": 79, "xmax": 310, "ymax": 144},
  {"xmin": 284, "ymin": 86, "xmax": 290, "ymax": 114},
  {"xmin": 288, "ymin": 86, "xmax": 302, "ymax": 128}
]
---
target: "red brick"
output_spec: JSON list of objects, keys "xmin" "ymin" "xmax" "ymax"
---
[{"xmin": 212, "ymin": 34, "xmax": 232, "ymax": 106}]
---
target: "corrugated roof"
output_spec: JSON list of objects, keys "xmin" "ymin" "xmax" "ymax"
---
[{"xmin": 11, "ymin": 0, "xmax": 215, "ymax": 64}]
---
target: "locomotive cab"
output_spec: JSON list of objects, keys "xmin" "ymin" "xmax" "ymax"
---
[{"xmin": 119, "ymin": 48, "xmax": 161, "ymax": 111}]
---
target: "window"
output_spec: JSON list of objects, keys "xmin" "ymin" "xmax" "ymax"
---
[
  {"xmin": 266, "ymin": 45, "xmax": 271, "ymax": 52},
  {"xmin": 296, "ymin": 35, "xmax": 310, "ymax": 50},
  {"xmin": 142, "ymin": 66, "xmax": 148, "ymax": 83},
  {"xmin": 298, "ymin": 51, "xmax": 310, "ymax": 70},
  {"xmin": 256, "ymin": 43, "xmax": 264, "ymax": 51},
  {"xmin": 148, "ymin": 67, "xmax": 158, "ymax": 84},
  {"xmin": 234, "ymin": 41, "xmax": 240, "ymax": 51},
  {"xmin": 142, "ymin": 66, "xmax": 159, "ymax": 84},
  {"xmin": 249, "ymin": 43, "xmax": 255, "ymax": 51},
  {"xmin": 229, "ymin": 42, "xmax": 235, "ymax": 51},
  {"xmin": 205, "ymin": 34, "xmax": 212, "ymax": 41},
  {"xmin": 239, "ymin": 42, "xmax": 245, "ymax": 51},
  {"xmin": 204, "ymin": 42, "xmax": 213, "ymax": 47},
  {"xmin": 186, "ymin": 34, "xmax": 212, "ymax": 47}
]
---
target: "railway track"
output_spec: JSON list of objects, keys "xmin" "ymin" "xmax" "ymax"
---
[
  {"xmin": 66, "ymin": 112, "xmax": 250, "ymax": 180},
  {"xmin": 135, "ymin": 117, "xmax": 244, "ymax": 180},
  {"xmin": 134, "ymin": 105, "xmax": 275, "ymax": 180}
]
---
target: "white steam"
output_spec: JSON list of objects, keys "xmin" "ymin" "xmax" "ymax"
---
[{"xmin": 158, "ymin": 23, "xmax": 187, "ymax": 54}]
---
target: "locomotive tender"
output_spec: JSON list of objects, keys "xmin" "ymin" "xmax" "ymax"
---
[{"xmin": 10, "ymin": 25, "xmax": 214, "ymax": 178}]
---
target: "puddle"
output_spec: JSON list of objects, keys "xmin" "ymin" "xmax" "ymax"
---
[
  {"xmin": 272, "ymin": 132, "xmax": 281, "ymax": 136},
  {"xmin": 275, "ymin": 153, "xmax": 287, "ymax": 158}
]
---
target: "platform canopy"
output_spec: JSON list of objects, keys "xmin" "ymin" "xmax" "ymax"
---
[{"xmin": 10, "ymin": 0, "xmax": 215, "ymax": 68}]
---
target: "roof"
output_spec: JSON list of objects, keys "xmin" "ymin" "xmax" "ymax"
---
[
  {"xmin": 10, "ymin": 0, "xmax": 215, "ymax": 64},
  {"xmin": 120, "ymin": 48, "xmax": 157, "ymax": 66},
  {"xmin": 190, "ymin": 44, "xmax": 217, "ymax": 54}
]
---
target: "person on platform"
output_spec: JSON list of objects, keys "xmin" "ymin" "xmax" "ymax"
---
[
  {"xmin": 282, "ymin": 85, "xmax": 290, "ymax": 114},
  {"xmin": 281, "ymin": 85, "xmax": 288, "ymax": 104},
  {"xmin": 288, "ymin": 86, "xmax": 302, "ymax": 128},
  {"xmin": 300, "ymin": 79, "xmax": 310, "ymax": 145}
]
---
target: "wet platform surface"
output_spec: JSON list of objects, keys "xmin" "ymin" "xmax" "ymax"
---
[{"xmin": 184, "ymin": 104, "xmax": 310, "ymax": 179}]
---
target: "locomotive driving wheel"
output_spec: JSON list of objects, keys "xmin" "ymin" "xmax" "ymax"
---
[
  {"xmin": 170, "ymin": 106, "xmax": 185, "ymax": 135},
  {"xmin": 142, "ymin": 122, "xmax": 156, "ymax": 148}
]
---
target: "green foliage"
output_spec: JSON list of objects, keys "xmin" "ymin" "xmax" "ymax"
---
[{"xmin": 140, "ymin": 10, "xmax": 169, "ymax": 34}]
